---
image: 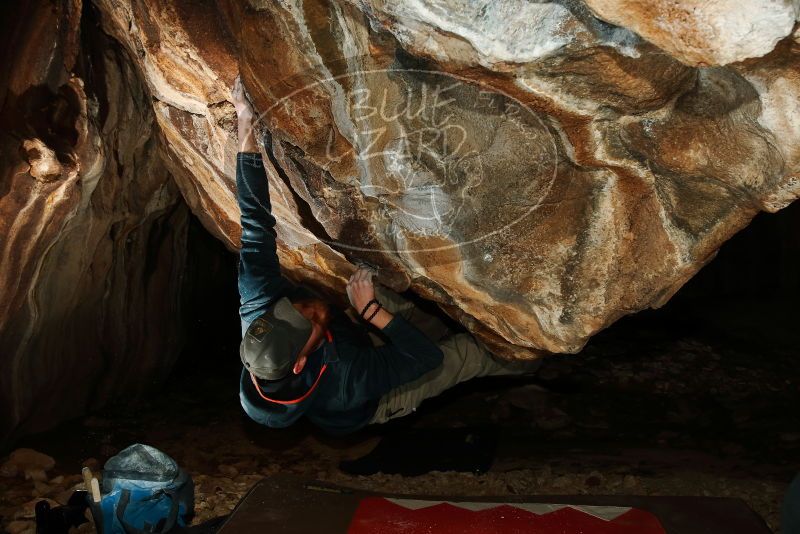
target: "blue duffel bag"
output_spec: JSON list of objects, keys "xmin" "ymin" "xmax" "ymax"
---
[{"xmin": 89, "ymin": 444, "xmax": 194, "ymax": 534}]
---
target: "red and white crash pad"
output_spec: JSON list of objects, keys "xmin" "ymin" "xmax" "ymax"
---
[
  {"xmin": 217, "ymin": 475, "xmax": 771, "ymax": 534},
  {"xmin": 349, "ymin": 497, "xmax": 666, "ymax": 533}
]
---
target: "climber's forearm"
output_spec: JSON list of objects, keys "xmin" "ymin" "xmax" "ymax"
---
[
  {"xmin": 235, "ymin": 148, "xmax": 288, "ymax": 330},
  {"xmin": 238, "ymin": 110, "xmax": 258, "ymax": 153},
  {"xmin": 235, "ymin": 112, "xmax": 288, "ymax": 330},
  {"xmin": 368, "ymin": 307, "xmax": 394, "ymax": 330},
  {"xmin": 231, "ymin": 75, "xmax": 290, "ymax": 331}
]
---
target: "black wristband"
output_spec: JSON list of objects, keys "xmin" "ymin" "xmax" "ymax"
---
[
  {"xmin": 365, "ymin": 303, "xmax": 382, "ymax": 323},
  {"xmin": 360, "ymin": 299, "xmax": 379, "ymax": 318}
]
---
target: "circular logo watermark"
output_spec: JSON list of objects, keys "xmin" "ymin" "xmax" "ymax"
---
[{"xmin": 248, "ymin": 65, "xmax": 558, "ymax": 255}]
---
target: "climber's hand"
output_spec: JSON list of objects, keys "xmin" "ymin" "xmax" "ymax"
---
[
  {"xmin": 346, "ymin": 267, "xmax": 377, "ymax": 316},
  {"xmin": 232, "ymin": 75, "xmax": 254, "ymax": 118},
  {"xmin": 233, "ymin": 75, "xmax": 258, "ymax": 152}
]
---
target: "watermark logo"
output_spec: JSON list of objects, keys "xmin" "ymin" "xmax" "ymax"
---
[{"xmin": 249, "ymin": 66, "xmax": 558, "ymax": 255}]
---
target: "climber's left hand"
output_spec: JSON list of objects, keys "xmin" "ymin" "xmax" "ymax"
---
[{"xmin": 232, "ymin": 75, "xmax": 254, "ymax": 118}]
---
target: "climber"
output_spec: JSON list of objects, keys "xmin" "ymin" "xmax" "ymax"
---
[{"xmin": 232, "ymin": 76, "xmax": 539, "ymax": 435}]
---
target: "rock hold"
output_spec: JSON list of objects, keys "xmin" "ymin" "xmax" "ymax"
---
[{"xmin": 22, "ymin": 139, "xmax": 65, "ymax": 182}]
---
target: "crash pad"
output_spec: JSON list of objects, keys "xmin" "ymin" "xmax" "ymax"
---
[{"xmin": 217, "ymin": 475, "xmax": 771, "ymax": 534}]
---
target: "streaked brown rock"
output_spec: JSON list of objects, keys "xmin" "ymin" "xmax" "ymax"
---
[
  {"xmin": 2, "ymin": 0, "xmax": 800, "ymax": 438},
  {"xmin": 584, "ymin": 0, "xmax": 799, "ymax": 66},
  {"xmin": 91, "ymin": 0, "xmax": 799, "ymax": 358},
  {"xmin": 0, "ymin": 1, "xmax": 189, "ymax": 442}
]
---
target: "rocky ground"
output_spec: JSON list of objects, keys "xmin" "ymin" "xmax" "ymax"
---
[{"xmin": 1, "ymin": 297, "xmax": 798, "ymax": 533}]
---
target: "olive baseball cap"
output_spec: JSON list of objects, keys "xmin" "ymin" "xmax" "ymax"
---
[{"xmin": 240, "ymin": 297, "xmax": 313, "ymax": 380}]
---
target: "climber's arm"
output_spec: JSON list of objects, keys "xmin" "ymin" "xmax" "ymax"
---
[
  {"xmin": 234, "ymin": 77, "xmax": 289, "ymax": 333},
  {"xmin": 341, "ymin": 268, "xmax": 444, "ymax": 401}
]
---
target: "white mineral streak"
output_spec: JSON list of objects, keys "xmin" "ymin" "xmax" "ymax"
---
[
  {"xmin": 746, "ymin": 75, "xmax": 800, "ymax": 173},
  {"xmin": 22, "ymin": 139, "xmax": 63, "ymax": 181},
  {"xmin": 353, "ymin": 0, "xmax": 576, "ymax": 66},
  {"xmin": 585, "ymin": 0, "xmax": 800, "ymax": 66}
]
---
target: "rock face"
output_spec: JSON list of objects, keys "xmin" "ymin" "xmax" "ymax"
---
[
  {"xmin": 89, "ymin": 0, "xmax": 800, "ymax": 356},
  {"xmin": 0, "ymin": 1, "xmax": 189, "ymax": 442},
  {"xmin": 2, "ymin": 0, "xmax": 800, "ymax": 438},
  {"xmin": 584, "ymin": 0, "xmax": 800, "ymax": 66}
]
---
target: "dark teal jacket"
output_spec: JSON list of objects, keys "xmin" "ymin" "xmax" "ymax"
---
[{"xmin": 236, "ymin": 151, "xmax": 443, "ymax": 435}]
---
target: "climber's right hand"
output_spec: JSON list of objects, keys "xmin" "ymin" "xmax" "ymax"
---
[{"xmin": 346, "ymin": 267, "xmax": 377, "ymax": 316}]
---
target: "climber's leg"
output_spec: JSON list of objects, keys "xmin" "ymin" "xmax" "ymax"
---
[
  {"xmin": 370, "ymin": 332, "xmax": 541, "ymax": 423},
  {"xmin": 374, "ymin": 284, "xmax": 452, "ymax": 341}
]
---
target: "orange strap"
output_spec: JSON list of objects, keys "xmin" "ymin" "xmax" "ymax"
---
[{"xmin": 249, "ymin": 330, "xmax": 332, "ymax": 405}]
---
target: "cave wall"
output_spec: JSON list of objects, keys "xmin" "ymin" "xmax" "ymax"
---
[
  {"xmin": 89, "ymin": 0, "xmax": 800, "ymax": 358},
  {"xmin": 2, "ymin": 0, "xmax": 800, "ymax": 441},
  {"xmin": 0, "ymin": 1, "xmax": 189, "ymax": 443}
]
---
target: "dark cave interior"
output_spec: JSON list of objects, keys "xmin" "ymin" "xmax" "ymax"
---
[
  {"xmin": 2, "ymin": 200, "xmax": 799, "ymax": 531},
  {"xmin": 2, "ymin": 1, "xmax": 799, "ymax": 532}
]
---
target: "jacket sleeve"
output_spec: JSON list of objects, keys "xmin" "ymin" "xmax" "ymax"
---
[
  {"xmin": 341, "ymin": 315, "xmax": 444, "ymax": 403},
  {"xmin": 236, "ymin": 152, "xmax": 290, "ymax": 333}
]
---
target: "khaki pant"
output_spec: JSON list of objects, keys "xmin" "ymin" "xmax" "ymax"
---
[{"xmin": 367, "ymin": 285, "xmax": 541, "ymax": 424}]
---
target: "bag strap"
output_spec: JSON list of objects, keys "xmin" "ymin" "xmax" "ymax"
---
[
  {"xmin": 116, "ymin": 488, "xmax": 182, "ymax": 534},
  {"xmin": 249, "ymin": 329, "xmax": 334, "ymax": 405},
  {"xmin": 116, "ymin": 490, "xmax": 141, "ymax": 534}
]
